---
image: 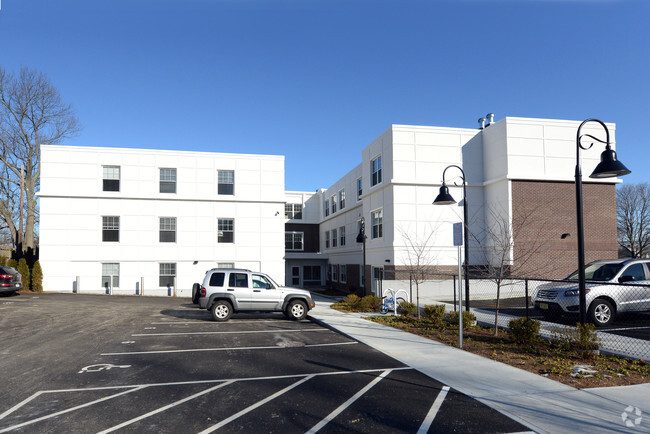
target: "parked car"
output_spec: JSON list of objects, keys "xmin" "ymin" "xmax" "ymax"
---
[
  {"xmin": 197, "ymin": 268, "xmax": 315, "ymax": 321},
  {"xmin": 532, "ymin": 258, "xmax": 650, "ymax": 326},
  {"xmin": 0, "ymin": 266, "xmax": 23, "ymax": 296}
]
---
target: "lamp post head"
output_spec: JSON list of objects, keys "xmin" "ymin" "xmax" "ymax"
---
[
  {"xmin": 433, "ymin": 184, "xmax": 457, "ymax": 205},
  {"xmin": 356, "ymin": 217, "xmax": 366, "ymax": 243},
  {"xmin": 589, "ymin": 144, "xmax": 631, "ymax": 179}
]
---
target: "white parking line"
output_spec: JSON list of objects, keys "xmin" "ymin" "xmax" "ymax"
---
[
  {"xmin": 97, "ymin": 381, "xmax": 234, "ymax": 434},
  {"xmin": 306, "ymin": 369, "xmax": 393, "ymax": 433},
  {"xmin": 602, "ymin": 325, "xmax": 650, "ymax": 332},
  {"xmin": 132, "ymin": 328, "xmax": 328, "ymax": 337},
  {"xmin": 199, "ymin": 376, "xmax": 315, "ymax": 433},
  {"xmin": 101, "ymin": 341, "xmax": 358, "ymax": 356},
  {"xmin": 417, "ymin": 386, "xmax": 450, "ymax": 433}
]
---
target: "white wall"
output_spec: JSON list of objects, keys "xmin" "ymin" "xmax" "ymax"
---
[{"xmin": 39, "ymin": 145, "xmax": 286, "ymax": 296}]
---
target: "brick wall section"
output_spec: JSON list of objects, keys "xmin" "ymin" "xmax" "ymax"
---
[{"xmin": 511, "ymin": 180, "xmax": 618, "ymax": 279}]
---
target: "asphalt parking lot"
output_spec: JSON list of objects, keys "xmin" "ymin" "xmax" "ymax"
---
[{"xmin": 0, "ymin": 293, "xmax": 529, "ymax": 433}]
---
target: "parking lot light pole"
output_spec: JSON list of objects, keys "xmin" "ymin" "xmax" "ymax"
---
[
  {"xmin": 356, "ymin": 217, "xmax": 367, "ymax": 296},
  {"xmin": 575, "ymin": 118, "xmax": 631, "ymax": 324},
  {"xmin": 433, "ymin": 165, "xmax": 470, "ymax": 311}
]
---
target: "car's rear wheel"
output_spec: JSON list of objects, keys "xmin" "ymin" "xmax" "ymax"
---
[
  {"xmin": 192, "ymin": 283, "xmax": 201, "ymax": 304},
  {"xmin": 589, "ymin": 299, "xmax": 615, "ymax": 327},
  {"xmin": 211, "ymin": 300, "xmax": 233, "ymax": 322},
  {"xmin": 287, "ymin": 300, "xmax": 307, "ymax": 320}
]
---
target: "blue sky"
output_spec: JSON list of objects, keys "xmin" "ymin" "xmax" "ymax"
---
[{"xmin": 1, "ymin": 0, "xmax": 648, "ymax": 191}]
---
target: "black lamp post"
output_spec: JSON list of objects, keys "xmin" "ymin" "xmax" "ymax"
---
[
  {"xmin": 356, "ymin": 217, "xmax": 367, "ymax": 296},
  {"xmin": 433, "ymin": 165, "xmax": 470, "ymax": 311},
  {"xmin": 575, "ymin": 119, "xmax": 630, "ymax": 324}
]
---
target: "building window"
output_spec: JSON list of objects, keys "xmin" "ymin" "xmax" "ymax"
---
[
  {"xmin": 218, "ymin": 170, "xmax": 234, "ymax": 195},
  {"xmin": 103, "ymin": 166, "xmax": 120, "ymax": 192},
  {"xmin": 339, "ymin": 189, "xmax": 345, "ymax": 210},
  {"xmin": 324, "ymin": 198, "xmax": 329, "ymax": 217},
  {"xmin": 102, "ymin": 216, "xmax": 120, "ymax": 242},
  {"xmin": 339, "ymin": 226, "xmax": 346, "ymax": 246},
  {"xmin": 325, "ymin": 231, "xmax": 330, "ymax": 249},
  {"xmin": 285, "ymin": 232, "xmax": 304, "ymax": 251},
  {"xmin": 331, "ymin": 196, "xmax": 337, "ymax": 214},
  {"xmin": 218, "ymin": 218, "xmax": 234, "ymax": 243},
  {"xmin": 332, "ymin": 264, "xmax": 339, "ymax": 282},
  {"xmin": 371, "ymin": 155, "xmax": 382, "ymax": 187},
  {"xmin": 340, "ymin": 265, "xmax": 347, "ymax": 284},
  {"xmin": 285, "ymin": 203, "xmax": 303, "ymax": 219},
  {"xmin": 159, "ymin": 263, "xmax": 176, "ymax": 287},
  {"xmin": 357, "ymin": 177, "xmax": 363, "ymax": 200},
  {"xmin": 303, "ymin": 266, "xmax": 321, "ymax": 285},
  {"xmin": 160, "ymin": 168, "xmax": 177, "ymax": 193},
  {"xmin": 101, "ymin": 263, "xmax": 119, "ymax": 289},
  {"xmin": 217, "ymin": 263, "xmax": 234, "ymax": 269},
  {"xmin": 371, "ymin": 209, "xmax": 383, "ymax": 239},
  {"xmin": 332, "ymin": 229, "xmax": 338, "ymax": 248},
  {"xmin": 159, "ymin": 217, "xmax": 177, "ymax": 243}
]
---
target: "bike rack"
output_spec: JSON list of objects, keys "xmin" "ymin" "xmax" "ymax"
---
[{"xmin": 382, "ymin": 288, "xmax": 410, "ymax": 315}]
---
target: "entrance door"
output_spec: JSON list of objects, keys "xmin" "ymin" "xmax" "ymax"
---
[
  {"xmin": 291, "ymin": 266, "xmax": 301, "ymax": 287},
  {"xmin": 372, "ymin": 267, "xmax": 384, "ymax": 296}
]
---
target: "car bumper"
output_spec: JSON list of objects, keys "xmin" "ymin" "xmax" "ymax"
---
[{"xmin": 0, "ymin": 283, "xmax": 22, "ymax": 293}]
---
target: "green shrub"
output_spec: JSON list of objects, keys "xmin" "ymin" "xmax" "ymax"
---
[
  {"xmin": 7, "ymin": 258, "xmax": 17, "ymax": 268},
  {"xmin": 553, "ymin": 323, "xmax": 600, "ymax": 358},
  {"xmin": 423, "ymin": 304, "xmax": 446, "ymax": 323},
  {"xmin": 359, "ymin": 295, "xmax": 381, "ymax": 312},
  {"xmin": 0, "ymin": 256, "xmax": 7, "ymax": 266},
  {"xmin": 397, "ymin": 301, "xmax": 416, "ymax": 317},
  {"xmin": 31, "ymin": 260, "xmax": 43, "ymax": 292},
  {"xmin": 17, "ymin": 258, "xmax": 30, "ymax": 290},
  {"xmin": 508, "ymin": 317, "xmax": 540, "ymax": 344},
  {"xmin": 444, "ymin": 310, "xmax": 476, "ymax": 329}
]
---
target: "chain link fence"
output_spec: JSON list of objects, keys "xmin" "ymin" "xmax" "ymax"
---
[{"xmin": 380, "ymin": 273, "xmax": 650, "ymax": 360}]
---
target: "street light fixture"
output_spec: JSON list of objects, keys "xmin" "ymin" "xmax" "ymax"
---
[
  {"xmin": 433, "ymin": 165, "xmax": 470, "ymax": 311},
  {"xmin": 575, "ymin": 118, "xmax": 630, "ymax": 324},
  {"xmin": 356, "ymin": 217, "xmax": 367, "ymax": 296}
]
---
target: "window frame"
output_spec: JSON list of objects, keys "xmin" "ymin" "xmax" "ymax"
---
[
  {"xmin": 285, "ymin": 231, "xmax": 304, "ymax": 251},
  {"xmin": 331, "ymin": 228, "xmax": 338, "ymax": 248},
  {"xmin": 285, "ymin": 203, "xmax": 303, "ymax": 220},
  {"xmin": 371, "ymin": 208, "xmax": 383, "ymax": 239},
  {"xmin": 338, "ymin": 189, "xmax": 345, "ymax": 210},
  {"xmin": 159, "ymin": 217, "xmax": 177, "ymax": 243},
  {"xmin": 218, "ymin": 218, "xmax": 235, "ymax": 243},
  {"xmin": 339, "ymin": 226, "xmax": 346, "ymax": 246},
  {"xmin": 159, "ymin": 168, "xmax": 177, "ymax": 193},
  {"xmin": 325, "ymin": 231, "xmax": 330, "ymax": 249},
  {"xmin": 371, "ymin": 155, "xmax": 382, "ymax": 187},
  {"xmin": 340, "ymin": 264, "xmax": 347, "ymax": 284},
  {"xmin": 217, "ymin": 170, "xmax": 235, "ymax": 195},
  {"xmin": 101, "ymin": 263, "xmax": 119, "ymax": 289},
  {"xmin": 357, "ymin": 177, "xmax": 363, "ymax": 200},
  {"xmin": 102, "ymin": 165, "xmax": 120, "ymax": 192},
  {"xmin": 102, "ymin": 216, "xmax": 120, "ymax": 242},
  {"xmin": 159, "ymin": 263, "xmax": 176, "ymax": 287}
]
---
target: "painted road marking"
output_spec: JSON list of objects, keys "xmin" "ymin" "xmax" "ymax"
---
[
  {"xmin": 97, "ymin": 381, "xmax": 234, "ymax": 434},
  {"xmin": 417, "ymin": 386, "xmax": 450, "ymax": 434},
  {"xmin": 306, "ymin": 369, "xmax": 393, "ymax": 433},
  {"xmin": 0, "ymin": 368, "xmax": 412, "ymax": 433},
  {"xmin": 132, "ymin": 328, "xmax": 329, "ymax": 336},
  {"xmin": 101, "ymin": 341, "xmax": 358, "ymax": 356},
  {"xmin": 78, "ymin": 364, "xmax": 131, "ymax": 373},
  {"xmin": 199, "ymin": 376, "xmax": 315, "ymax": 433}
]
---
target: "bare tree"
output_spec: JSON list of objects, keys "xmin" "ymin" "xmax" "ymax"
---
[
  {"xmin": 617, "ymin": 183, "xmax": 650, "ymax": 258},
  {"xmin": 473, "ymin": 203, "xmax": 556, "ymax": 335},
  {"xmin": 398, "ymin": 224, "xmax": 439, "ymax": 320},
  {"xmin": 0, "ymin": 67, "xmax": 80, "ymax": 253}
]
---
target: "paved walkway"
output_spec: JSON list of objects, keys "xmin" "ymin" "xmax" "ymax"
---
[{"xmin": 308, "ymin": 296, "xmax": 650, "ymax": 433}]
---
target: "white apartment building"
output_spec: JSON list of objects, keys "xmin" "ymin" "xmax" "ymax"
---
[
  {"xmin": 39, "ymin": 146, "xmax": 286, "ymax": 297},
  {"xmin": 38, "ymin": 115, "xmax": 622, "ymax": 296}
]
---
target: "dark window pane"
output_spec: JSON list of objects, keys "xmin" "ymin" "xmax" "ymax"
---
[
  {"xmin": 209, "ymin": 272, "xmax": 225, "ymax": 287},
  {"xmin": 160, "ymin": 181, "xmax": 176, "ymax": 193},
  {"xmin": 159, "ymin": 276, "xmax": 174, "ymax": 287},
  {"xmin": 229, "ymin": 273, "xmax": 248, "ymax": 288},
  {"xmin": 160, "ymin": 231, "xmax": 176, "ymax": 242},
  {"xmin": 103, "ymin": 229, "xmax": 119, "ymax": 242},
  {"xmin": 103, "ymin": 179, "xmax": 119, "ymax": 192},
  {"xmin": 218, "ymin": 183, "xmax": 234, "ymax": 195}
]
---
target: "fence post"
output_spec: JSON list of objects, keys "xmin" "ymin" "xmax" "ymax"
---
[
  {"xmin": 141, "ymin": 277, "xmax": 144, "ymax": 296},
  {"xmin": 173, "ymin": 277, "xmax": 177, "ymax": 297},
  {"xmin": 525, "ymin": 279, "xmax": 529, "ymax": 319}
]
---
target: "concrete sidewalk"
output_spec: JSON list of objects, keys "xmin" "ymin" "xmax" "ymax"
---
[{"xmin": 308, "ymin": 296, "xmax": 650, "ymax": 433}]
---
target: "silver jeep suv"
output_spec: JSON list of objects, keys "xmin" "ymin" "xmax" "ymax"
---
[
  {"xmin": 533, "ymin": 258, "xmax": 650, "ymax": 326},
  {"xmin": 198, "ymin": 268, "xmax": 315, "ymax": 321}
]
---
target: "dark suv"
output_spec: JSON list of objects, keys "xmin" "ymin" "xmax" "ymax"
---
[
  {"xmin": 0, "ymin": 266, "xmax": 23, "ymax": 296},
  {"xmin": 197, "ymin": 268, "xmax": 315, "ymax": 321}
]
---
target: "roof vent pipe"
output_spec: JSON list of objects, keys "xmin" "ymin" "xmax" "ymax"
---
[
  {"xmin": 486, "ymin": 113, "xmax": 495, "ymax": 127},
  {"xmin": 478, "ymin": 118, "xmax": 485, "ymax": 130}
]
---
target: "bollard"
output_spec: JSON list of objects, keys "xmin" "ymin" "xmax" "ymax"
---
[
  {"xmin": 141, "ymin": 277, "xmax": 144, "ymax": 296},
  {"xmin": 76, "ymin": 276, "xmax": 80, "ymax": 294}
]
